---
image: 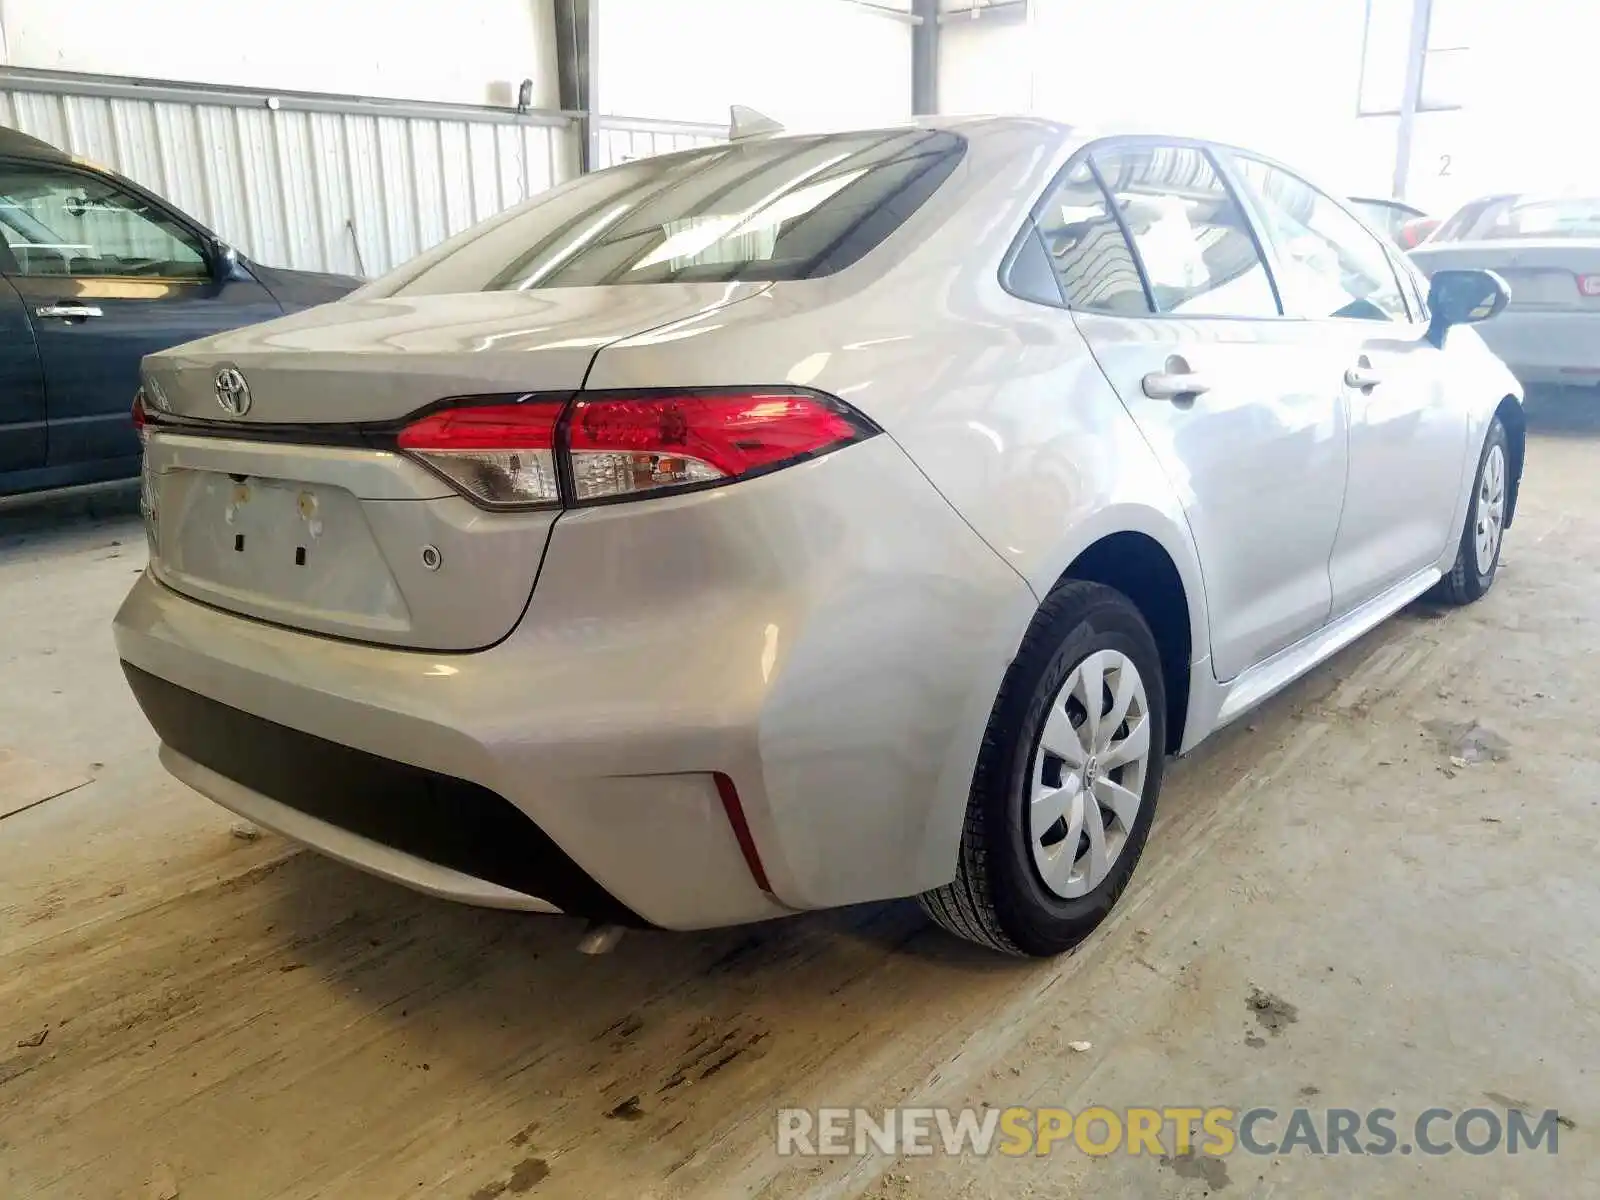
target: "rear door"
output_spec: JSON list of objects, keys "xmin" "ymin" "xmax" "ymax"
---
[
  {"xmin": 0, "ymin": 272, "xmax": 45, "ymax": 482},
  {"xmin": 0, "ymin": 158, "xmax": 279, "ymax": 473},
  {"xmin": 1047, "ymin": 141, "xmax": 1349, "ymax": 680},
  {"xmin": 1223, "ymin": 153, "xmax": 1469, "ymax": 614}
]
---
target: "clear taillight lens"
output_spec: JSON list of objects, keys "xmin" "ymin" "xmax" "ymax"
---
[
  {"xmin": 396, "ymin": 402, "xmax": 564, "ymax": 508},
  {"xmin": 566, "ymin": 391, "xmax": 868, "ymax": 502},
  {"xmin": 395, "ymin": 390, "xmax": 875, "ymax": 509}
]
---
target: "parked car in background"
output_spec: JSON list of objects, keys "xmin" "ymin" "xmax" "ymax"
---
[
  {"xmin": 117, "ymin": 120, "xmax": 1523, "ymax": 957},
  {"xmin": 0, "ymin": 127, "xmax": 359, "ymax": 501},
  {"xmin": 1349, "ymin": 196, "xmax": 1438, "ymax": 247},
  {"xmin": 1411, "ymin": 192, "xmax": 1600, "ymax": 393}
]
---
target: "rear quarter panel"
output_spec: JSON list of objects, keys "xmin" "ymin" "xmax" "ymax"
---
[{"xmin": 583, "ymin": 121, "xmax": 1210, "ymax": 897}]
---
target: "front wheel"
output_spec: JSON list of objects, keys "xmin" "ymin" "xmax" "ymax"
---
[
  {"xmin": 919, "ymin": 581, "xmax": 1166, "ymax": 957},
  {"xmin": 1436, "ymin": 417, "xmax": 1509, "ymax": 606}
]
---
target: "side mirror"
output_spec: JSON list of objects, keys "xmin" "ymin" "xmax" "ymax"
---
[
  {"xmin": 1427, "ymin": 268, "xmax": 1510, "ymax": 347},
  {"xmin": 209, "ymin": 240, "xmax": 241, "ymax": 281}
]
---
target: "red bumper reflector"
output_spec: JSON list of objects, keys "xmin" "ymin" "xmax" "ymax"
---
[{"xmin": 713, "ymin": 771, "xmax": 772, "ymax": 894}]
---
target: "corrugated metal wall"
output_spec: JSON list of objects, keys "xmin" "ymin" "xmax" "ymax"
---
[
  {"xmin": 0, "ymin": 72, "xmax": 733, "ymax": 280},
  {"xmin": 593, "ymin": 116, "xmax": 725, "ymax": 170},
  {"xmin": 0, "ymin": 72, "xmax": 576, "ymax": 277}
]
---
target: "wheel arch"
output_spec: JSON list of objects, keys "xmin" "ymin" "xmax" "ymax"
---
[
  {"xmin": 1050, "ymin": 526, "xmax": 1200, "ymax": 754},
  {"xmin": 915, "ymin": 505, "xmax": 1211, "ymax": 895},
  {"xmin": 1495, "ymin": 394, "xmax": 1525, "ymax": 527}
]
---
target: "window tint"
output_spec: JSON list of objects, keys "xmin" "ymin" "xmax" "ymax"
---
[
  {"xmin": 1090, "ymin": 145, "xmax": 1279, "ymax": 318},
  {"xmin": 0, "ymin": 166, "xmax": 207, "ymax": 279},
  {"xmin": 1229, "ymin": 157, "xmax": 1408, "ymax": 322},
  {"xmin": 1032, "ymin": 161, "xmax": 1149, "ymax": 314},
  {"xmin": 387, "ymin": 131, "xmax": 964, "ymax": 294}
]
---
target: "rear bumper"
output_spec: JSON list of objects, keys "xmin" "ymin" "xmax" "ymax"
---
[
  {"xmin": 128, "ymin": 664, "xmax": 620, "ymax": 919},
  {"xmin": 1475, "ymin": 310, "xmax": 1600, "ymax": 385},
  {"xmin": 113, "ymin": 437, "xmax": 1035, "ymax": 929}
]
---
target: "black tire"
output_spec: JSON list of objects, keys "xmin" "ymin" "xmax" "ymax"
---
[
  {"xmin": 1435, "ymin": 417, "xmax": 1509, "ymax": 606},
  {"xmin": 919, "ymin": 581, "xmax": 1167, "ymax": 957}
]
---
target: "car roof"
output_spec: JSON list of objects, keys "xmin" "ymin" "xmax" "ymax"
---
[
  {"xmin": 0, "ymin": 125, "xmax": 76, "ymax": 164},
  {"xmin": 768, "ymin": 115, "xmax": 1331, "ymax": 168}
]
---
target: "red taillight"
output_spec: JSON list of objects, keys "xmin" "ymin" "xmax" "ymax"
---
[
  {"xmin": 1577, "ymin": 274, "xmax": 1600, "ymax": 297},
  {"xmin": 566, "ymin": 391, "xmax": 867, "ymax": 502},
  {"xmin": 132, "ymin": 389, "xmax": 150, "ymax": 445},
  {"xmin": 395, "ymin": 390, "xmax": 873, "ymax": 509},
  {"xmin": 397, "ymin": 401, "xmax": 564, "ymax": 507}
]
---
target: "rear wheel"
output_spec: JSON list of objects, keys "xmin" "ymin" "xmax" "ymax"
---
[
  {"xmin": 1435, "ymin": 417, "xmax": 1509, "ymax": 606},
  {"xmin": 919, "ymin": 581, "xmax": 1166, "ymax": 957}
]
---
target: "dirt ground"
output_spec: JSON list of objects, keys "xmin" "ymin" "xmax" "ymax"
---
[{"xmin": 2, "ymin": 404, "xmax": 1596, "ymax": 1200}]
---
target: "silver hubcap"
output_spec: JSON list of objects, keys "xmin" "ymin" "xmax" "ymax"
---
[
  {"xmin": 1475, "ymin": 443, "xmax": 1506, "ymax": 575},
  {"xmin": 1030, "ymin": 649, "xmax": 1152, "ymax": 899}
]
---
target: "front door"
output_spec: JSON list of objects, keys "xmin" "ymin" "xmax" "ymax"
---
[
  {"xmin": 1220, "ymin": 152, "xmax": 1470, "ymax": 613},
  {"xmin": 0, "ymin": 273, "xmax": 45, "ymax": 484},
  {"xmin": 1041, "ymin": 142, "xmax": 1349, "ymax": 681},
  {"xmin": 0, "ymin": 159, "xmax": 280, "ymax": 474}
]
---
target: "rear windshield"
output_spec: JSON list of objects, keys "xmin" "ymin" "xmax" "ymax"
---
[
  {"xmin": 388, "ymin": 130, "xmax": 965, "ymax": 294},
  {"xmin": 1433, "ymin": 195, "xmax": 1600, "ymax": 242}
]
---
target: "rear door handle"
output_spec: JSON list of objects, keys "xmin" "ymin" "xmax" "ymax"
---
[
  {"xmin": 1142, "ymin": 367, "xmax": 1212, "ymax": 402},
  {"xmin": 35, "ymin": 303, "xmax": 103, "ymax": 320}
]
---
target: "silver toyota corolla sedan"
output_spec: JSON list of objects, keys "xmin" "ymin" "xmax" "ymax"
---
[{"xmin": 114, "ymin": 118, "xmax": 1524, "ymax": 956}]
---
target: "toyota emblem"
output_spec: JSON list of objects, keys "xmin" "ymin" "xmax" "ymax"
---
[{"xmin": 214, "ymin": 367, "xmax": 252, "ymax": 417}]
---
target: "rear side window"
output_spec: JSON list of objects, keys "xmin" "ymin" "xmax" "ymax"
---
[
  {"xmin": 388, "ymin": 131, "xmax": 965, "ymax": 294},
  {"xmin": 1032, "ymin": 161, "xmax": 1149, "ymax": 314},
  {"xmin": 1091, "ymin": 145, "xmax": 1280, "ymax": 318}
]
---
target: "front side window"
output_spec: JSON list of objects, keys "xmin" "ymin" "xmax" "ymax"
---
[
  {"xmin": 1228, "ymin": 156, "xmax": 1408, "ymax": 323},
  {"xmin": 0, "ymin": 165, "xmax": 207, "ymax": 279},
  {"xmin": 1394, "ymin": 251, "xmax": 1429, "ymax": 320},
  {"xmin": 386, "ymin": 130, "xmax": 965, "ymax": 295},
  {"xmin": 1087, "ymin": 144, "xmax": 1280, "ymax": 318},
  {"xmin": 1347, "ymin": 198, "xmax": 1421, "ymax": 241}
]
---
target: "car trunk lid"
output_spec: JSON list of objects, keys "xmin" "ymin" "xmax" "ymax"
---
[
  {"xmin": 142, "ymin": 285, "xmax": 769, "ymax": 423},
  {"xmin": 139, "ymin": 284, "xmax": 768, "ymax": 651},
  {"xmin": 1412, "ymin": 238, "xmax": 1600, "ymax": 311}
]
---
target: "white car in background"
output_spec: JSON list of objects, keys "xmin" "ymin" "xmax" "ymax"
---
[{"xmin": 1412, "ymin": 193, "xmax": 1600, "ymax": 394}]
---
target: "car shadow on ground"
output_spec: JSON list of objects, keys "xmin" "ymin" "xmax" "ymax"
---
[{"xmin": 0, "ymin": 483, "xmax": 139, "ymax": 552}]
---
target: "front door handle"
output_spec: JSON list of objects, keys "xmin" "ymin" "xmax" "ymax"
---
[
  {"xmin": 1344, "ymin": 355, "xmax": 1383, "ymax": 391},
  {"xmin": 35, "ymin": 303, "xmax": 103, "ymax": 320},
  {"xmin": 1142, "ymin": 360, "xmax": 1212, "ymax": 402}
]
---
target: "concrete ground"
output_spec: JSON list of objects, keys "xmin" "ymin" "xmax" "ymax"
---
[{"xmin": 2, "ymin": 406, "xmax": 1596, "ymax": 1200}]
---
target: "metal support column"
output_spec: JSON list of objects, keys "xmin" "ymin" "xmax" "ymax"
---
[
  {"xmin": 553, "ymin": 0, "xmax": 600, "ymax": 173},
  {"xmin": 1391, "ymin": 0, "xmax": 1433, "ymax": 201},
  {"xmin": 912, "ymin": 0, "xmax": 939, "ymax": 115}
]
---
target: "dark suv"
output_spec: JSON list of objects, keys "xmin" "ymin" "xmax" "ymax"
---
[{"xmin": 0, "ymin": 127, "xmax": 359, "ymax": 500}]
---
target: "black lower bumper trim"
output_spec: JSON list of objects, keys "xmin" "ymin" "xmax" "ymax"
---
[{"xmin": 122, "ymin": 663, "xmax": 643, "ymax": 926}]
